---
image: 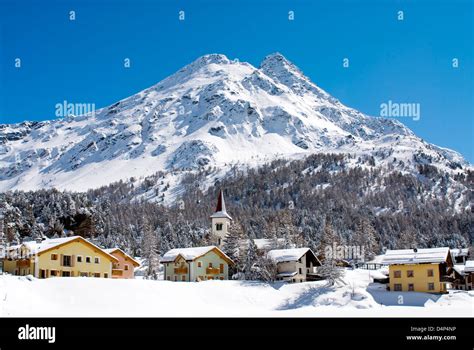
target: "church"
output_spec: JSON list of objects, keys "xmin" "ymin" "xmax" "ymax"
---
[{"xmin": 160, "ymin": 190, "xmax": 234, "ymax": 282}]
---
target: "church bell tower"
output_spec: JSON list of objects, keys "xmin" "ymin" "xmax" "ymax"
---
[{"xmin": 210, "ymin": 190, "xmax": 232, "ymax": 247}]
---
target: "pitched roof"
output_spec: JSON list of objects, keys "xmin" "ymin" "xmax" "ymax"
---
[
  {"xmin": 267, "ymin": 248, "xmax": 313, "ymax": 263},
  {"xmin": 8, "ymin": 236, "xmax": 118, "ymax": 262},
  {"xmin": 210, "ymin": 190, "xmax": 232, "ymax": 220},
  {"xmin": 160, "ymin": 245, "xmax": 233, "ymax": 265},
  {"xmin": 23, "ymin": 236, "xmax": 78, "ymax": 254},
  {"xmin": 450, "ymin": 248, "xmax": 469, "ymax": 257},
  {"xmin": 381, "ymin": 247, "xmax": 451, "ymax": 265},
  {"xmin": 465, "ymin": 260, "xmax": 474, "ymax": 273},
  {"xmin": 453, "ymin": 264, "xmax": 465, "ymax": 275},
  {"xmin": 104, "ymin": 248, "xmax": 141, "ymax": 267}
]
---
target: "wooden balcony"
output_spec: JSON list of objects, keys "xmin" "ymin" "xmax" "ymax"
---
[
  {"xmin": 206, "ymin": 267, "xmax": 220, "ymax": 275},
  {"xmin": 16, "ymin": 259, "xmax": 30, "ymax": 268},
  {"xmin": 174, "ymin": 267, "xmax": 188, "ymax": 274},
  {"xmin": 112, "ymin": 269, "xmax": 123, "ymax": 276}
]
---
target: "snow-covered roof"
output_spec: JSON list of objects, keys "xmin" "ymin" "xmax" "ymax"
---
[
  {"xmin": 104, "ymin": 248, "xmax": 141, "ymax": 266},
  {"xmin": 366, "ymin": 254, "xmax": 386, "ymax": 264},
  {"xmin": 451, "ymin": 248, "xmax": 469, "ymax": 257},
  {"xmin": 276, "ymin": 271, "xmax": 297, "ymax": 278},
  {"xmin": 238, "ymin": 238, "xmax": 289, "ymax": 252},
  {"xmin": 6, "ymin": 236, "xmax": 79, "ymax": 256},
  {"xmin": 267, "ymin": 248, "xmax": 312, "ymax": 263},
  {"xmin": 465, "ymin": 260, "xmax": 474, "ymax": 273},
  {"xmin": 381, "ymin": 247, "xmax": 450, "ymax": 265},
  {"xmin": 6, "ymin": 236, "xmax": 118, "ymax": 261},
  {"xmin": 210, "ymin": 211, "xmax": 232, "ymax": 220},
  {"xmin": 160, "ymin": 246, "xmax": 233, "ymax": 264},
  {"xmin": 453, "ymin": 264, "xmax": 465, "ymax": 275}
]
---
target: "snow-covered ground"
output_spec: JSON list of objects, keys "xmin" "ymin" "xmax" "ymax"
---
[{"xmin": 0, "ymin": 269, "xmax": 472, "ymax": 317}]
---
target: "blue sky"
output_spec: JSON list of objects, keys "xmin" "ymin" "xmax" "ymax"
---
[{"xmin": 0, "ymin": 0, "xmax": 473, "ymax": 162}]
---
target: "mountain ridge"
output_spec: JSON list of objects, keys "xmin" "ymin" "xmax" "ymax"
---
[{"xmin": 0, "ymin": 53, "xmax": 470, "ymax": 195}]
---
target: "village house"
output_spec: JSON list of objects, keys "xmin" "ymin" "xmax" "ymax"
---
[
  {"xmin": 161, "ymin": 246, "xmax": 233, "ymax": 282},
  {"xmin": 2, "ymin": 236, "xmax": 118, "ymax": 278},
  {"xmin": 267, "ymin": 248, "xmax": 321, "ymax": 283},
  {"xmin": 450, "ymin": 248, "xmax": 470, "ymax": 264},
  {"xmin": 382, "ymin": 247, "xmax": 453, "ymax": 293},
  {"xmin": 104, "ymin": 248, "xmax": 140, "ymax": 279},
  {"xmin": 452, "ymin": 260, "xmax": 474, "ymax": 290}
]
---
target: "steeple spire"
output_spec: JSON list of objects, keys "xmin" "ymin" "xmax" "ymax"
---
[
  {"xmin": 215, "ymin": 190, "xmax": 226, "ymax": 214},
  {"xmin": 211, "ymin": 189, "xmax": 232, "ymax": 220}
]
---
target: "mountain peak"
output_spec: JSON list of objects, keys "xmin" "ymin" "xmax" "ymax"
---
[
  {"xmin": 194, "ymin": 53, "xmax": 230, "ymax": 65},
  {"xmin": 260, "ymin": 52, "xmax": 302, "ymax": 76},
  {"xmin": 183, "ymin": 54, "xmax": 232, "ymax": 72},
  {"xmin": 0, "ymin": 52, "xmax": 469, "ymax": 194}
]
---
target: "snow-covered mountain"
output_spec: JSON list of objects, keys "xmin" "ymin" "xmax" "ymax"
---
[{"xmin": 0, "ymin": 53, "xmax": 469, "ymax": 193}]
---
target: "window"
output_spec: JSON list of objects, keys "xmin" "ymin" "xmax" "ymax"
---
[
  {"xmin": 299, "ymin": 268, "xmax": 302, "ymax": 274},
  {"xmin": 94, "ymin": 257, "xmax": 100, "ymax": 264},
  {"xmin": 167, "ymin": 276, "xmax": 170, "ymax": 281},
  {"xmin": 174, "ymin": 276, "xmax": 177, "ymax": 281},
  {"xmin": 219, "ymin": 264, "xmax": 224, "ymax": 273},
  {"xmin": 307, "ymin": 269, "xmax": 310, "ymax": 273},
  {"xmin": 62, "ymin": 271, "xmax": 71, "ymax": 277},
  {"xmin": 216, "ymin": 223, "xmax": 223, "ymax": 231},
  {"xmin": 219, "ymin": 277, "xmax": 224, "ymax": 280},
  {"xmin": 197, "ymin": 261, "xmax": 202, "ymax": 268},
  {"xmin": 51, "ymin": 254, "xmax": 58, "ymax": 261},
  {"xmin": 407, "ymin": 270, "xmax": 414, "ymax": 278},
  {"xmin": 427, "ymin": 269, "xmax": 434, "ymax": 277},
  {"xmin": 50, "ymin": 270, "xmax": 58, "ymax": 277},
  {"xmin": 408, "ymin": 284, "xmax": 414, "ymax": 291},
  {"xmin": 93, "ymin": 273, "xmax": 100, "ymax": 278},
  {"xmin": 394, "ymin": 270, "xmax": 401, "ymax": 278},
  {"xmin": 80, "ymin": 272, "xmax": 88, "ymax": 277},
  {"xmin": 394, "ymin": 284, "xmax": 402, "ymax": 291},
  {"xmin": 86, "ymin": 256, "xmax": 91, "ymax": 263},
  {"xmin": 104, "ymin": 273, "xmax": 108, "ymax": 278},
  {"xmin": 62, "ymin": 255, "xmax": 72, "ymax": 267},
  {"xmin": 124, "ymin": 264, "xmax": 129, "ymax": 271},
  {"xmin": 181, "ymin": 276, "xmax": 186, "ymax": 281},
  {"xmin": 209, "ymin": 262, "xmax": 213, "ymax": 268},
  {"xmin": 77, "ymin": 256, "xmax": 82, "ymax": 263},
  {"xmin": 428, "ymin": 283, "xmax": 435, "ymax": 291}
]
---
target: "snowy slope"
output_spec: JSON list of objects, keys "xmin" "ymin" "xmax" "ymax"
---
[
  {"xmin": 0, "ymin": 269, "xmax": 472, "ymax": 317},
  {"xmin": 0, "ymin": 53, "xmax": 469, "ymax": 193}
]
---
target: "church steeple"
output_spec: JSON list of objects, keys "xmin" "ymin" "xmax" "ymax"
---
[
  {"xmin": 212, "ymin": 190, "xmax": 232, "ymax": 220},
  {"xmin": 210, "ymin": 190, "xmax": 232, "ymax": 246}
]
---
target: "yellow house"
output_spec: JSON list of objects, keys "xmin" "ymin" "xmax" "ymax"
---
[
  {"xmin": 382, "ymin": 247, "xmax": 453, "ymax": 293},
  {"xmin": 3, "ymin": 236, "xmax": 118, "ymax": 278},
  {"xmin": 161, "ymin": 246, "xmax": 234, "ymax": 282}
]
